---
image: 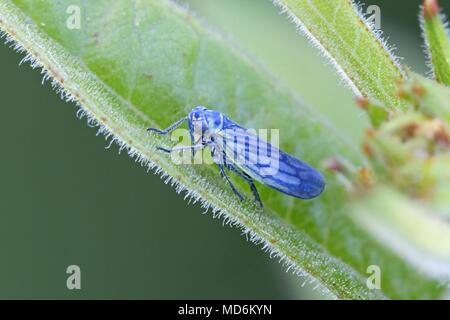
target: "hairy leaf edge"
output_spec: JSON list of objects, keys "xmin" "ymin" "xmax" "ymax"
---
[
  {"xmin": 271, "ymin": 0, "xmax": 406, "ymax": 99},
  {"xmin": 419, "ymin": 3, "xmax": 450, "ymax": 81},
  {"xmin": 0, "ymin": 0, "xmax": 385, "ymax": 299}
]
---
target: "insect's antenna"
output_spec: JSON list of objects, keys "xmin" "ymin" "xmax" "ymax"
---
[{"xmin": 147, "ymin": 116, "xmax": 188, "ymax": 135}]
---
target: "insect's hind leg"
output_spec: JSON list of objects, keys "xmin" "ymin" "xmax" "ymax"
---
[
  {"xmin": 216, "ymin": 163, "xmax": 245, "ymax": 202},
  {"xmin": 228, "ymin": 164, "xmax": 263, "ymax": 208}
]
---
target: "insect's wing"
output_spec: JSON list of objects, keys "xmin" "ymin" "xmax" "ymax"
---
[
  {"xmin": 218, "ymin": 121, "xmax": 325, "ymax": 199},
  {"xmin": 266, "ymin": 150, "xmax": 325, "ymax": 199}
]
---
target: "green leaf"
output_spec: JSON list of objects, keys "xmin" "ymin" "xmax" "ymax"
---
[
  {"xmin": 354, "ymin": 76, "xmax": 450, "ymax": 283},
  {"xmin": 356, "ymin": 97, "xmax": 389, "ymax": 128},
  {"xmin": 271, "ymin": 0, "xmax": 407, "ymax": 110},
  {"xmin": 421, "ymin": 0, "xmax": 450, "ymax": 86},
  {"xmin": 350, "ymin": 186, "xmax": 450, "ymax": 280},
  {"xmin": 401, "ymin": 73, "xmax": 450, "ymax": 123},
  {"xmin": 0, "ymin": 0, "xmax": 447, "ymax": 299}
]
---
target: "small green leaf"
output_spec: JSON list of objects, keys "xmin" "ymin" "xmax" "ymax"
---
[
  {"xmin": 271, "ymin": 0, "xmax": 407, "ymax": 109},
  {"xmin": 421, "ymin": 0, "xmax": 450, "ymax": 86},
  {"xmin": 356, "ymin": 97, "xmax": 390, "ymax": 128},
  {"xmin": 399, "ymin": 73, "xmax": 450, "ymax": 123}
]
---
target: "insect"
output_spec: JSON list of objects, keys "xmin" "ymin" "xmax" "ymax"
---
[{"xmin": 147, "ymin": 106, "xmax": 325, "ymax": 208}]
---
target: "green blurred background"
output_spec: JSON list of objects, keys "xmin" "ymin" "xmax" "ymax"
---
[{"xmin": 0, "ymin": 0, "xmax": 426, "ymax": 299}]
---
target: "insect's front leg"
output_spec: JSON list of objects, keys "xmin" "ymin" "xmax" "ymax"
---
[
  {"xmin": 157, "ymin": 143, "xmax": 205, "ymax": 154},
  {"xmin": 147, "ymin": 116, "xmax": 188, "ymax": 135},
  {"xmin": 148, "ymin": 116, "xmax": 195, "ymax": 154},
  {"xmin": 189, "ymin": 134, "xmax": 204, "ymax": 161}
]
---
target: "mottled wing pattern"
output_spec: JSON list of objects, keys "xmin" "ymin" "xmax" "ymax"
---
[{"xmin": 215, "ymin": 118, "xmax": 325, "ymax": 199}]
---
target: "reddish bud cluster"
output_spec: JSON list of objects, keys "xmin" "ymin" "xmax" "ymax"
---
[{"xmin": 423, "ymin": 0, "xmax": 439, "ymax": 20}]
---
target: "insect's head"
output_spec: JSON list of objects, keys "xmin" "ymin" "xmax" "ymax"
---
[
  {"xmin": 189, "ymin": 106, "xmax": 223, "ymax": 136},
  {"xmin": 189, "ymin": 106, "xmax": 207, "ymax": 123}
]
